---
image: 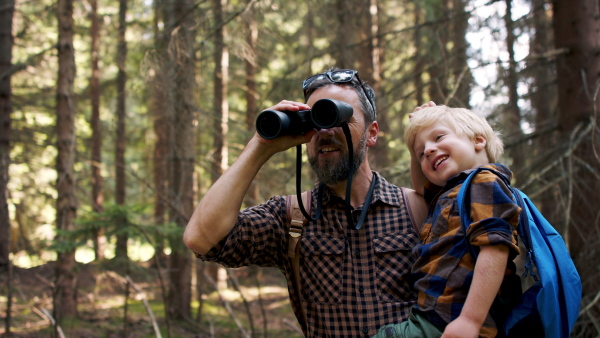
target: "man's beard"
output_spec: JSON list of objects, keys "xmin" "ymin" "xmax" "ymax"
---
[{"xmin": 309, "ymin": 131, "xmax": 368, "ymax": 185}]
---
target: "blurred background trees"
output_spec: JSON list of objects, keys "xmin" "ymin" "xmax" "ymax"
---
[{"xmin": 1, "ymin": 0, "xmax": 598, "ymax": 336}]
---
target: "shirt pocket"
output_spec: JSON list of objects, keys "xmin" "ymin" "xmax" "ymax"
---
[
  {"xmin": 300, "ymin": 235, "xmax": 345, "ymax": 304},
  {"xmin": 373, "ymin": 232, "xmax": 419, "ymax": 303}
]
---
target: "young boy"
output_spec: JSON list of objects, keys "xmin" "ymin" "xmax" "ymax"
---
[{"xmin": 374, "ymin": 104, "xmax": 521, "ymax": 338}]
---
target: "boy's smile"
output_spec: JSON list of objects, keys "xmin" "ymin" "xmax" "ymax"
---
[{"xmin": 414, "ymin": 123, "xmax": 489, "ymax": 187}]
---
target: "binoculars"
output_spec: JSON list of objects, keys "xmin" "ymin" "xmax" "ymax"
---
[{"xmin": 256, "ymin": 99, "xmax": 354, "ymax": 140}]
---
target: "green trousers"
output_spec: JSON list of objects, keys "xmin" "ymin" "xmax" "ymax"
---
[{"xmin": 372, "ymin": 309, "xmax": 443, "ymax": 338}]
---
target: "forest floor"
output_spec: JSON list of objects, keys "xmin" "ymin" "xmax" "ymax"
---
[{"xmin": 0, "ymin": 259, "xmax": 303, "ymax": 337}]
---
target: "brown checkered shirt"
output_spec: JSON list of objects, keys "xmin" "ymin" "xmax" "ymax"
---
[{"xmin": 195, "ymin": 172, "xmax": 419, "ymax": 337}]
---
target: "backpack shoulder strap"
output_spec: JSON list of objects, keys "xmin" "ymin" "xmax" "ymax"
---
[
  {"xmin": 285, "ymin": 191, "xmax": 311, "ymax": 330},
  {"xmin": 457, "ymin": 168, "xmax": 506, "ymax": 258},
  {"xmin": 286, "ymin": 191, "xmax": 311, "ymax": 258},
  {"xmin": 402, "ymin": 187, "xmax": 428, "ymax": 234}
]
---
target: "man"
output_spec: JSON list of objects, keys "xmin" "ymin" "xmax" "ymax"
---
[{"xmin": 184, "ymin": 68, "xmax": 422, "ymax": 337}]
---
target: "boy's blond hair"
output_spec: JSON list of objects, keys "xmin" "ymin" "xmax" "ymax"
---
[{"xmin": 404, "ymin": 105, "xmax": 504, "ymax": 163}]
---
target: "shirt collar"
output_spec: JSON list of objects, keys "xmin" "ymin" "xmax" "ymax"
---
[
  {"xmin": 315, "ymin": 171, "xmax": 402, "ymax": 208},
  {"xmin": 423, "ymin": 163, "xmax": 513, "ymax": 204}
]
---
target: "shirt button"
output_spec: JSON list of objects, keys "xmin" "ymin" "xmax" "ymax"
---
[
  {"xmin": 362, "ymin": 327, "xmax": 369, "ymax": 334},
  {"xmin": 358, "ymin": 286, "xmax": 364, "ymax": 293},
  {"xmin": 354, "ymin": 249, "xmax": 360, "ymax": 257}
]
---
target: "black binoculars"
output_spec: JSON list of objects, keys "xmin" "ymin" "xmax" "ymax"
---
[{"xmin": 255, "ymin": 99, "xmax": 354, "ymax": 140}]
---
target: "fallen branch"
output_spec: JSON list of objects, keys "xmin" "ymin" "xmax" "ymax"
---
[
  {"xmin": 131, "ymin": 223, "xmax": 172, "ymax": 338},
  {"xmin": 520, "ymin": 121, "xmax": 592, "ymax": 191},
  {"xmin": 5, "ymin": 259, "xmax": 13, "ymax": 334},
  {"xmin": 34, "ymin": 272, "xmax": 55, "ymax": 288},
  {"xmin": 106, "ymin": 271, "xmax": 162, "ymax": 338},
  {"xmin": 31, "ymin": 306, "xmax": 51, "ymax": 324},
  {"xmin": 282, "ymin": 318, "xmax": 303, "ymax": 335},
  {"xmin": 38, "ymin": 307, "xmax": 66, "ymax": 338},
  {"xmin": 125, "ymin": 275, "xmax": 162, "ymax": 338},
  {"xmin": 580, "ymin": 288, "xmax": 600, "ymax": 316},
  {"xmin": 226, "ymin": 268, "xmax": 255, "ymax": 337},
  {"xmin": 251, "ymin": 267, "xmax": 268, "ymax": 338},
  {"xmin": 203, "ymin": 270, "xmax": 251, "ymax": 338}
]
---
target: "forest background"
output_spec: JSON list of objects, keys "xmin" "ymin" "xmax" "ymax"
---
[{"xmin": 0, "ymin": 0, "xmax": 599, "ymax": 336}]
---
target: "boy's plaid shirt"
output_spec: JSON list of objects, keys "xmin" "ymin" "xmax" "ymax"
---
[
  {"xmin": 415, "ymin": 163, "xmax": 521, "ymax": 337},
  {"xmin": 195, "ymin": 172, "xmax": 419, "ymax": 337}
]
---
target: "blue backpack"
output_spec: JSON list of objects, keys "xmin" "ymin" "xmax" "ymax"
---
[{"xmin": 457, "ymin": 167, "xmax": 581, "ymax": 338}]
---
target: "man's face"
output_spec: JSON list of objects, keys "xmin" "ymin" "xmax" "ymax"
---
[{"xmin": 306, "ymin": 85, "xmax": 371, "ymax": 185}]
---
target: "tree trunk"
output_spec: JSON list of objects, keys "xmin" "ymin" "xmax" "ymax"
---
[
  {"xmin": 89, "ymin": 0, "xmax": 105, "ymax": 261},
  {"xmin": 413, "ymin": 2, "xmax": 424, "ymax": 107},
  {"xmin": 54, "ymin": 0, "xmax": 78, "ymax": 323},
  {"xmin": 503, "ymin": 0, "xmax": 525, "ymax": 183},
  {"xmin": 152, "ymin": 0, "xmax": 168, "ymax": 266},
  {"xmin": 333, "ymin": 0, "xmax": 354, "ymax": 69},
  {"xmin": 0, "ymin": 0, "xmax": 14, "ymax": 269},
  {"xmin": 363, "ymin": 0, "xmax": 390, "ymax": 173},
  {"xmin": 552, "ymin": 0, "xmax": 600, "ymax": 316},
  {"xmin": 449, "ymin": 0, "xmax": 472, "ymax": 108},
  {"xmin": 115, "ymin": 0, "xmax": 128, "ymax": 260},
  {"xmin": 210, "ymin": 0, "xmax": 229, "ymax": 294},
  {"xmin": 530, "ymin": 0, "xmax": 558, "ymax": 223},
  {"xmin": 212, "ymin": 0, "xmax": 229, "ymax": 181},
  {"xmin": 165, "ymin": 0, "xmax": 196, "ymax": 320},
  {"xmin": 244, "ymin": 1, "xmax": 259, "ymax": 207},
  {"xmin": 427, "ymin": 0, "xmax": 450, "ymax": 103}
]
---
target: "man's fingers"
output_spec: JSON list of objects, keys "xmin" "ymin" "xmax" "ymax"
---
[{"xmin": 411, "ymin": 101, "xmax": 437, "ymax": 117}]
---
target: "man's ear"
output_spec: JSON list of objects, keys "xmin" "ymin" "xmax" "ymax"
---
[
  {"xmin": 474, "ymin": 135, "xmax": 487, "ymax": 151},
  {"xmin": 366, "ymin": 121, "xmax": 379, "ymax": 147}
]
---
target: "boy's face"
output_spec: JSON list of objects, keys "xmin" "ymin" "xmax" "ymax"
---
[{"xmin": 413, "ymin": 122, "xmax": 489, "ymax": 187}]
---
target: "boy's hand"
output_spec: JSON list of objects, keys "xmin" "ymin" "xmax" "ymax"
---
[
  {"xmin": 409, "ymin": 101, "xmax": 436, "ymax": 118},
  {"xmin": 441, "ymin": 316, "xmax": 481, "ymax": 338},
  {"xmin": 441, "ymin": 316, "xmax": 479, "ymax": 338}
]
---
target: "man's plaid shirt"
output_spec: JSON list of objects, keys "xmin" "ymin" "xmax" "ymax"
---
[
  {"xmin": 195, "ymin": 171, "xmax": 419, "ymax": 337},
  {"xmin": 415, "ymin": 164, "xmax": 521, "ymax": 337}
]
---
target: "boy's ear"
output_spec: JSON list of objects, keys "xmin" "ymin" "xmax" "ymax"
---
[{"xmin": 474, "ymin": 135, "xmax": 487, "ymax": 151}]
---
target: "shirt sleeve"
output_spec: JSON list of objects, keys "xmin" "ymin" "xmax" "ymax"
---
[
  {"xmin": 466, "ymin": 171, "xmax": 521, "ymax": 257},
  {"xmin": 196, "ymin": 195, "xmax": 289, "ymax": 268}
]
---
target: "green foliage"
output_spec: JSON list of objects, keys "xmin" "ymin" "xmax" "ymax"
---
[{"xmin": 68, "ymin": 203, "xmax": 183, "ymax": 252}]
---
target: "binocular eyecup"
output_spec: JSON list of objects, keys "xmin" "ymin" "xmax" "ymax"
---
[{"xmin": 256, "ymin": 98, "xmax": 354, "ymax": 140}]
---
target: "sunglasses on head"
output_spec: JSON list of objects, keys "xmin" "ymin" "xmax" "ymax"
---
[{"xmin": 302, "ymin": 69, "xmax": 375, "ymax": 114}]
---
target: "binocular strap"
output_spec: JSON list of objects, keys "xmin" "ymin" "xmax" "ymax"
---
[{"xmin": 295, "ymin": 123, "xmax": 377, "ymax": 231}]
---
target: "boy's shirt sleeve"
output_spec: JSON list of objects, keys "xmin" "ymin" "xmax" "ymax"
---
[{"xmin": 465, "ymin": 168, "xmax": 520, "ymax": 257}]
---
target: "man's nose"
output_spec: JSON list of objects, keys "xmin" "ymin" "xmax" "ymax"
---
[{"xmin": 317, "ymin": 127, "xmax": 335, "ymax": 136}]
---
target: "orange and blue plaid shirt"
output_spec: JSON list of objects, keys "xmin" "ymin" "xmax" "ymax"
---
[
  {"xmin": 414, "ymin": 164, "xmax": 521, "ymax": 337},
  {"xmin": 196, "ymin": 172, "xmax": 419, "ymax": 337}
]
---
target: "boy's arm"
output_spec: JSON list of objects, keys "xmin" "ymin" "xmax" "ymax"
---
[
  {"xmin": 409, "ymin": 101, "xmax": 436, "ymax": 195},
  {"xmin": 441, "ymin": 245, "xmax": 509, "ymax": 338},
  {"xmin": 410, "ymin": 155, "xmax": 426, "ymax": 195}
]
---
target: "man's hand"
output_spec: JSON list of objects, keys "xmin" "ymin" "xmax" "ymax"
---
[
  {"xmin": 255, "ymin": 100, "xmax": 317, "ymax": 152},
  {"xmin": 409, "ymin": 101, "xmax": 437, "ymax": 119}
]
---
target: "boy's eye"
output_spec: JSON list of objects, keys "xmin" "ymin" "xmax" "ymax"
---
[{"xmin": 435, "ymin": 134, "xmax": 444, "ymax": 141}]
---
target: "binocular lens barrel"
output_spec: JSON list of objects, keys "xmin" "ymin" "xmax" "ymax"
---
[
  {"xmin": 311, "ymin": 99, "xmax": 353, "ymax": 129},
  {"xmin": 255, "ymin": 110, "xmax": 290, "ymax": 140},
  {"xmin": 255, "ymin": 98, "xmax": 354, "ymax": 140}
]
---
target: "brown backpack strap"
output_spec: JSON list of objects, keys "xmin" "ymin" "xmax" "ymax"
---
[
  {"xmin": 286, "ymin": 191, "xmax": 311, "ymax": 258},
  {"xmin": 402, "ymin": 187, "xmax": 428, "ymax": 234},
  {"xmin": 285, "ymin": 191, "xmax": 311, "ymax": 331}
]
